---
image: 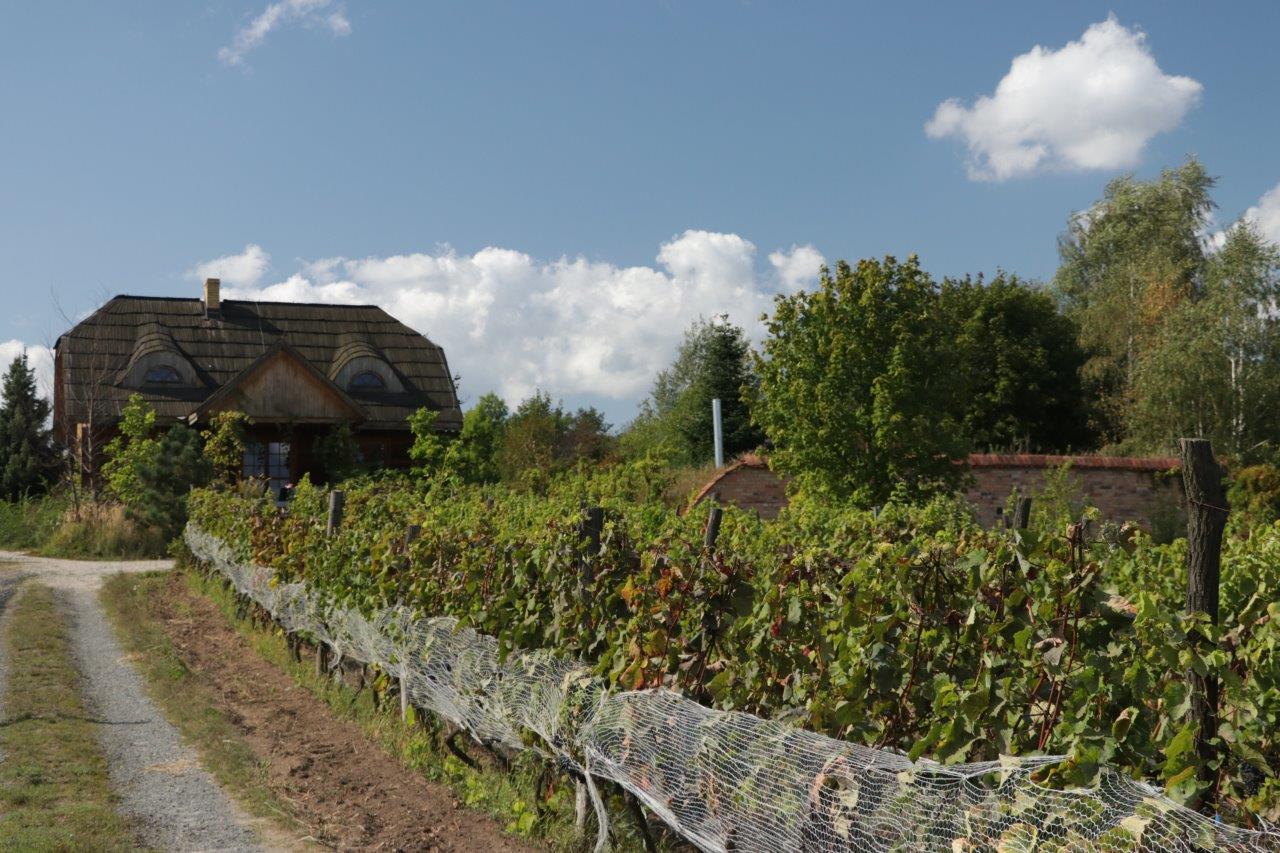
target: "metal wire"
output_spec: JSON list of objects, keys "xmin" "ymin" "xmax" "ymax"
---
[{"xmin": 186, "ymin": 524, "xmax": 1280, "ymax": 852}]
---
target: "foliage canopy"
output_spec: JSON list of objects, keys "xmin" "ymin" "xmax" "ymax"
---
[{"xmin": 753, "ymin": 255, "xmax": 968, "ymax": 504}]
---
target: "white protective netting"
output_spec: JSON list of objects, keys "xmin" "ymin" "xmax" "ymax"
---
[{"xmin": 186, "ymin": 524, "xmax": 1280, "ymax": 852}]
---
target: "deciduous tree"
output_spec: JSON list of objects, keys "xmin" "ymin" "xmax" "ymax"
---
[
  {"xmin": 753, "ymin": 255, "xmax": 968, "ymax": 503},
  {"xmin": 201, "ymin": 410, "xmax": 252, "ymax": 486},
  {"xmin": 102, "ymin": 394, "xmax": 158, "ymax": 506},
  {"xmin": 1054, "ymin": 159, "xmax": 1216, "ymax": 440},
  {"xmin": 940, "ymin": 273, "xmax": 1094, "ymax": 452},
  {"xmin": 1128, "ymin": 222, "xmax": 1280, "ymax": 459}
]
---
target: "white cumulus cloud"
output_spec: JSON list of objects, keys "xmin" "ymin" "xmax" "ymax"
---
[
  {"xmin": 1241, "ymin": 182, "xmax": 1280, "ymax": 246},
  {"xmin": 926, "ymin": 17, "xmax": 1202, "ymax": 181},
  {"xmin": 188, "ymin": 243, "xmax": 271, "ymax": 288},
  {"xmin": 216, "ymin": 232, "xmax": 825, "ymax": 408},
  {"xmin": 1207, "ymin": 182, "xmax": 1280, "ymax": 251},
  {"xmin": 769, "ymin": 244, "xmax": 826, "ymax": 292},
  {"xmin": 0, "ymin": 340, "xmax": 55, "ymax": 404},
  {"xmin": 219, "ymin": 0, "xmax": 350, "ymax": 67}
]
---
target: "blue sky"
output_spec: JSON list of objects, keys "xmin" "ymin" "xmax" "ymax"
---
[{"xmin": 2, "ymin": 1, "xmax": 1278, "ymax": 423}]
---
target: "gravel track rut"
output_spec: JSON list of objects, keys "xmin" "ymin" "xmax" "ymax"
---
[
  {"xmin": 0, "ymin": 551, "xmax": 272, "ymax": 852},
  {"xmin": 0, "ymin": 569, "xmax": 25, "ymax": 764}
]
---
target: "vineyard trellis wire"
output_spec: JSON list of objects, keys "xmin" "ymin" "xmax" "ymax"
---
[{"xmin": 185, "ymin": 524, "xmax": 1280, "ymax": 852}]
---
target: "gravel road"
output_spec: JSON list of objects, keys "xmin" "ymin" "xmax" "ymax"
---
[{"xmin": 0, "ymin": 551, "xmax": 273, "ymax": 852}]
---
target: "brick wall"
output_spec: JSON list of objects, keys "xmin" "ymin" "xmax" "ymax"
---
[
  {"xmin": 964, "ymin": 455, "xmax": 1184, "ymax": 531},
  {"xmin": 690, "ymin": 456, "xmax": 790, "ymax": 520},
  {"xmin": 692, "ymin": 453, "xmax": 1185, "ymax": 530},
  {"xmin": 705, "ymin": 465, "xmax": 790, "ymax": 520}
]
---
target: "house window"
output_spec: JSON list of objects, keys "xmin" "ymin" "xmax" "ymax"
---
[
  {"xmin": 144, "ymin": 364, "xmax": 182, "ymax": 384},
  {"xmin": 349, "ymin": 370, "xmax": 386, "ymax": 390},
  {"xmin": 243, "ymin": 441, "xmax": 291, "ymax": 497}
]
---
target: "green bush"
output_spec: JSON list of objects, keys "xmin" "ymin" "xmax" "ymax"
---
[
  {"xmin": 189, "ymin": 464, "xmax": 1280, "ymax": 821},
  {"xmin": 1229, "ymin": 464, "xmax": 1280, "ymax": 526}
]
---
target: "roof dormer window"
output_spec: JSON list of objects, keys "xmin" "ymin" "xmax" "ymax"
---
[
  {"xmin": 144, "ymin": 364, "xmax": 183, "ymax": 385},
  {"xmin": 349, "ymin": 370, "xmax": 386, "ymax": 390}
]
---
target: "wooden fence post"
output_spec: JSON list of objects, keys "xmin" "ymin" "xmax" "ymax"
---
[
  {"xmin": 704, "ymin": 505, "xmax": 723, "ymax": 552},
  {"xmin": 1013, "ymin": 496, "xmax": 1032, "ymax": 530},
  {"xmin": 578, "ymin": 506, "xmax": 604, "ymax": 599},
  {"xmin": 1179, "ymin": 437, "xmax": 1227, "ymax": 806},
  {"xmin": 400, "ymin": 671, "xmax": 410, "ymax": 721},
  {"xmin": 327, "ymin": 490, "xmax": 345, "ymax": 536}
]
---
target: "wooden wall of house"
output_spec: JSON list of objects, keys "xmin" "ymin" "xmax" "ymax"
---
[{"xmin": 207, "ymin": 350, "xmax": 360, "ymax": 423}]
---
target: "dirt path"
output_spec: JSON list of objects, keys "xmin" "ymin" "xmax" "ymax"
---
[
  {"xmin": 0, "ymin": 551, "xmax": 271, "ymax": 852},
  {"xmin": 154, "ymin": 571, "xmax": 540, "ymax": 852}
]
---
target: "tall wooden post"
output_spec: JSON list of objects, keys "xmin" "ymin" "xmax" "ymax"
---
[
  {"xmin": 1012, "ymin": 496, "xmax": 1032, "ymax": 530},
  {"xmin": 578, "ymin": 506, "xmax": 604, "ymax": 601},
  {"xmin": 1179, "ymin": 437, "xmax": 1227, "ymax": 805},
  {"xmin": 704, "ymin": 505, "xmax": 723, "ymax": 552},
  {"xmin": 327, "ymin": 490, "xmax": 345, "ymax": 536}
]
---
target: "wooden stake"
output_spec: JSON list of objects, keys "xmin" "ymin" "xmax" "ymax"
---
[
  {"xmin": 704, "ymin": 505, "xmax": 723, "ymax": 551},
  {"xmin": 578, "ymin": 506, "xmax": 604, "ymax": 600},
  {"xmin": 574, "ymin": 780, "xmax": 589, "ymax": 832},
  {"xmin": 326, "ymin": 490, "xmax": 345, "ymax": 536},
  {"xmin": 1013, "ymin": 496, "xmax": 1032, "ymax": 530},
  {"xmin": 400, "ymin": 671, "xmax": 410, "ymax": 721},
  {"xmin": 623, "ymin": 789, "xmax": 658, "ymax": 852},
  {"xmin": 1178, "ymin": 437, "xmax": 1227, "ymax": 806}
]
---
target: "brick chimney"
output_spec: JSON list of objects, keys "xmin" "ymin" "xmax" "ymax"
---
[{"xmin": 203, "ymin": 277, "xmax": 221, "ymax": 319}]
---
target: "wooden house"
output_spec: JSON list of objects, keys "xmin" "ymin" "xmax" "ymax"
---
[{"xmin": 54, "ymin": 278, "xmax": 461, "ymax": 490}]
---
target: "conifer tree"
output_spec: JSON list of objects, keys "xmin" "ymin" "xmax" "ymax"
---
[
  {"xmin": 626, "ymin": 316, "xmax": 763, "ymax": 466},
  {"xmin": 0, "ymin": 353, "xmax": 55, "ymax": 500}
]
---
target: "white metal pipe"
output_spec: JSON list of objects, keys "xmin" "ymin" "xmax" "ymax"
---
[{"xmin": 712, "ymin": 398, "xmax": 724, "ymax": 468}]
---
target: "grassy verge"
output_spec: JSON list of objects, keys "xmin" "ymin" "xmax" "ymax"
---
[
  {"xmin": 98, "ymin": 572, "xmax": 316, "ymax": 844},
  {"xmin": 0, "ymin": 493, "xmax": 67, "ymax": 551},
  {"xmin": 178, "ymin": 562, "xmax": 665, "ymax": 852},
  {"xmin": 39, "ymin": 502, "xmax": 168, "ymax": 559},
  {"xmin": 0, "ymin": 493, "xmax": 168, "ymax": 559},
  {"xmin": 0, "ymin": 583, "xmax": 141, "ymax": 850}
]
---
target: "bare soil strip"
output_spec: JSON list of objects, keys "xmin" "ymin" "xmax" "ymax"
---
[{"xmin": 138, "ymin": 569, "xmax": 540, "ymax": 852}]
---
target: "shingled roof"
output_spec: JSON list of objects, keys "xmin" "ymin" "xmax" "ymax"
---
[{"xmin": 55, "ymin": 295, "xmax": 461, "ymax": 431}]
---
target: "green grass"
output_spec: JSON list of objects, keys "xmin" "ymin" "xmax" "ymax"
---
[
  {"xmin": 0, "ymin": 493, "xmax": 169, "ymax": 559},
  {"xmin": 0, "ymin": 583, "xmax": 142, "ymax": 851},
  {"xmin": 0, "ymin": 493, "xmax": 67, "ymax": 551},
  {"xmin": 98, "ymin": 572, "xmax": 315, "ymax": 845},
  {"xmin": 179, "ymin": 562, "xmax": 669, "ymax": 852},
  {"xmin": 38, "ymin": 502, "xmax": 168, "ymax": 560}
]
